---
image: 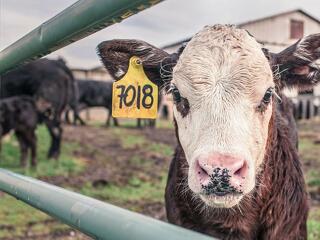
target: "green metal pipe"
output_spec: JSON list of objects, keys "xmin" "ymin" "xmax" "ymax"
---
[
  {"xmin": 0, "ymin": 0, "xmax": 164, "ymax": 74},
  {"xmin": 0, "ymin": 169, "xmax": 215, "ymax": 240}
]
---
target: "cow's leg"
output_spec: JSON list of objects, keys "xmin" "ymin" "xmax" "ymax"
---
[
  {"xmin": 45, "ymin": 119, "xmax": 62, "ymax": 159},
  {"xmin": 150, "ymin": 120, "xmax": 156, "ymax": 128},
  {"xmin": 15, "ymin": 132, "xmax": 28, "ymax": 167},
  {"xmin": 137, "ymin": 119, "xmax": 142, "ymax": 128},
  {"xmin": 74, "ymin": 104, "xmax": 86, "ymax": 125},
  {"xmin": 27, "ymin": 131, "xmax": 37, "ymax": 167},
  {"xmin": 74, "ymin": 110, "xmax": 86, "ymax": 125},
  {"xmin": 107, "ymin": 107, "xmax": 119, "ymax": 127},
  {"xmin": 106, "ymin": 108, "xmax": 111, "ymax": 127},
  {"xmin": 113, "ymin": 117, "xmax": 119, "ymax": 127},
  {"xmin": 65, "ymin": 109, "xmax": 71, "ymax": 124},
  {"xmin": 0, "ymin": 128, "xmax": 2, "ymax": 153},
  {"xmin": 0, "ymin": 138, "xmax": 2, "ymax": 160}
]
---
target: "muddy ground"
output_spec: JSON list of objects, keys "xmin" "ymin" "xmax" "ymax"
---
[
  {"xmin": 1, "ymin": 119, "xmax": 319, "ymax": 239},
  {"xmin": 37, "ymin": 124, "xmax": 176, "ymax": 240}
]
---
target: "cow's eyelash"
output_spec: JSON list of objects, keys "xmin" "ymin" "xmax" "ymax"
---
[
  {"xmin": 262, "ymin": 87, "xmax": 274, "ymax": 105},
  {"xmin": 256, "ymin": 87, "xmax": 281, "ymax": 113},
  {"xmin": 167, "ymin": 83, "xmax": 181, "ymax": 103},
  {"xmin": 168, "ymin": 83, "xmax": 190, "ymax": 117}
]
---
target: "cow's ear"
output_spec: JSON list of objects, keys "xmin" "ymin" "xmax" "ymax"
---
[
  {"xmin": 97, "ymin": 39, "xmax": 177, "ymax": 87},
  {"xmin": 271, "ymin": 34, "xmax": 320, "ymax": 89}
]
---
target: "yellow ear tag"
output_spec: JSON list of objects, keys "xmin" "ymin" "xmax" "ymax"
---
[{"xmin": 112, "ymin": 56, "xmax": 158, "ymax": 119}]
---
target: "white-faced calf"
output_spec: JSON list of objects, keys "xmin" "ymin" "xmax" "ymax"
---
[{"xmin": 97, "ymin": 25, "xmax": 320, "ymax": 239}]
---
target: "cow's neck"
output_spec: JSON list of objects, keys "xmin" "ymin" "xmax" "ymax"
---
[{"xmin": 170, "ymin": 100, "xmax": 307, "ymax": 238}]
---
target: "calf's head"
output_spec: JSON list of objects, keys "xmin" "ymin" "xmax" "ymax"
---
[{"xmin": 98, "ymin": 25, "xmax": 320, "ymax": 208}]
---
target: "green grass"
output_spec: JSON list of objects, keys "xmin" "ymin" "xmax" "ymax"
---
[
  {"xmin": 309, "ymin": 208, "xmax": 320, "ymax": 240},
  {"xmin": 0, "ymin": 120, "xmax": 319, "ymax": 239},
  {"xmin": 80, "ymin": 175, "xmax": 167, "ymax": 213},
  {"xmin": 298, "ymin": 124, "xmax": 320, "ymax": 240},
  {"xmin": 299, "ymin": 138, "xmax": 320, "ymax": 188},
  {"xmin": 81, "ymin": 176, "xmax": 166, "ymax": 203},
  {"xmin": 0, "ymin": 194, "xmax": 68, "ymax": 238},
  {"xmin": 112, "ymin": 127, "xmax": 146, "ymax": 149},
  {"xmin": 0, "ymin": 125, "xmax": 85, "ymax": 238},
  {"xmin": 147, "ymin": 143, "xmax": 174, "ymax": 157},
  {"xmin": 308, "ymin": 220, "xmax": 320, "ymax": 240},
  {"xmin": 0, "ymin": 125, "xmax": 84, "ymax": 178}
]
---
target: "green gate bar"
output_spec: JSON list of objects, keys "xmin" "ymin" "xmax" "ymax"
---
[
  {"xmin": 0, "ymin": 0, "xmax": 164, "ymax": 74},
  {"xmin": 0, "ymin": 169, "xmax": 215, "ymax": 240}
]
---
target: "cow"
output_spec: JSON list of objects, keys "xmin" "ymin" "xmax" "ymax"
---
[
  {"xmin": 0, "ymin": 58, "xmax": 74, "ymax": 159},
  {"xmin": 97, "ymin": 25, "xmax": 320, "ymax": 239},
  {"xmin": 64, "ymin": 79, "xmax": 85, "ymax": 126},
  {"xmin": 64, "ymin": 78, "xmax": 85, "ymax": 125},
  {"xmin": 136, "ymin": 92, "xmax": 162, "ymax": 129},
  {"xmin": 64, "ymin": 79, "xmax": 119, "ymax": 127},
  {"xmin": 0, "ymin": 96, "xmax": 38, "ymax": 167}
]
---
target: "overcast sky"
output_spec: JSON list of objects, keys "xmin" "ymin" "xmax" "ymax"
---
[{"xmin": 0, "ymin": 0, "xmax": 320, "ymax": 68}]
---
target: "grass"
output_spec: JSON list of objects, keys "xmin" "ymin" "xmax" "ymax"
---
[
  {"xmin": 80, "ymin": 175, "xmax": 167, "ymax": 210},
  {"xmin": 0, "ymin": 120, "xmax": 319, "ymax": 239},
  {"xmin": 309, "ymin": 207, "xmax": 320, "ymax": 240},
  {"xmin": 308, "ymin": 220, "xmax": 320, "ymax": 240},
  {"xmin": 0, "ymin": 125, "xmax": 85, "ymax": 238},
  {"xmin": 0, "ymin": 194, "xmax": 66, "ymax": 238},
  {"xmin": 0, "ymin": 125, "xmax": 84, "ymax": 178},
  {"xmin": 298, "ymin": 121, "xmax": 320, "ymax": 240},
  {"xmin": 147, "ymin": 143, "xmax": 174, "ymax": 157}
]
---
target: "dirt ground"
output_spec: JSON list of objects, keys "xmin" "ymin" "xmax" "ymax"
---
[
  {"xmin": 36, "ymin": 124, "xmax": 176, "ymax": 240},
  {"xmin": 43, "ymin": 125, "xmax": 176, "ymax": 188},
  {"xmin": 1, "ymin": 119, "xmax": 319, "ymax": 239}
]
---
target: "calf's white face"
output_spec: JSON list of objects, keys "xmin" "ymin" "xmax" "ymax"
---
[
  {"xmin": 98, "ymin": 24, "xmax": 320, "ymax": 209},
  {"xmin": 172, "ymin": 25, "xmax": 274, "ymax": 207}
]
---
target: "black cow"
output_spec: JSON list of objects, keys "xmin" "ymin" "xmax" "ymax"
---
[
  {"xmin": 65, "ymin": 79, "xmax": 119, "ymax": 127},
  {"xmin": 0, "ymin": 58, "xmax": 74, "ymax": 159},
  {"xmin": 0, "ymin": 96, "xmax": 38, "ymax": 167}
]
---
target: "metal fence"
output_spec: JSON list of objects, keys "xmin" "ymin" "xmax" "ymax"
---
[
  {"xmin": 0, "ymin": 0, "xmax": 163, "ymax": 74},
  {"xmin": 0, "ymin": 0, "xmax": 216, "ymax": 239},
  {"xmin": 292, "ymin": 95, "xmax": 320, "ymax": 120},
  {"xmin": 0, "ymin": 169, "xmax": 213, "ymax": 240}
]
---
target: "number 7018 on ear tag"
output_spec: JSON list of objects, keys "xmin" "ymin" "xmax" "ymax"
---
[{"xmin": 112, "ymin": 56, "xmax": 158, "ymax": 119}]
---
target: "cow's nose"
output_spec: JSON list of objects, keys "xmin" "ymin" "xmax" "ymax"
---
[{"xmin": 195, "ymin": 153, "xmax": 248, "ymax": 192}]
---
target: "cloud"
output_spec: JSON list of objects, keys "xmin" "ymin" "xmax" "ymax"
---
[{"xmin": 1, "ymin": 0, "xmax": 320, "ymax": 68}]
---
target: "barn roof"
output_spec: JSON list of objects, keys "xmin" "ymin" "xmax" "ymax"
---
[
  {"xmin": 238, "ymin": 9, "xmax": 320, "ymax": 27},
  {"xmin": 162, "ymin": 9, "xmax": 320, "ymax": 49}
]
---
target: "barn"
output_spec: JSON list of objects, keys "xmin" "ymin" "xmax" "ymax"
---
[{"xmin": 69, "ymin": 9, "xmax": 320, "ymax": 121}]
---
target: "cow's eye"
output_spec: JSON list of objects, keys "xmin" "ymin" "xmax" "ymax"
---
[
  {"xmin": 256, "ymin": 87, "xmax": 274, "ymax": 113},
  {"xmin": 172, "ymin": 87, "xmax": 182, "ymax": 103},
  {"xmin": 262, "ymin": 87, "xmax": 273, "ymax": 104},
  {"xmin": 167, "ymin": 83, "xmax": 181, "ymax": 103},
  {"xmin": 168, "ymin": 83, "xmax": 190, "ymax": 117}
]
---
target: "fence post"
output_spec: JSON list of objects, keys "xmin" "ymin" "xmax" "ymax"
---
[
  {"xmin": 0, "ymin": 0, "xmax": 164, "ymax": 74},
  {"xmin": 0, "ymin": 169, "xmax": 216, "ymax": 240}
]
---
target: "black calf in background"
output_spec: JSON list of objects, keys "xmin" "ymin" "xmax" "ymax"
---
[
  {"xmin": 65, "ymin": 79, "xmax": 119, "ymax": 127},
  {"xmin": 0, "ymin": 58, "xmax": 75, "ymax": 159},
  {"xmin": 0, "ymin": 96, "xmax": 38, "ymax": 167}
]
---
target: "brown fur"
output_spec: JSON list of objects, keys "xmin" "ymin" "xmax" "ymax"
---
[
  {"xmin": 165, "ymin": 95, "xmax": 308, "ymax": 240},
  {"xmin": 96, "ymin": 31, "xmax": 320, "ymax": 240}
]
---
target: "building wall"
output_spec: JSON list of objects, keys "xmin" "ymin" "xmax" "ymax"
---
[
  {"xmin": 72, "ymin": 67, "xmax": 112, "ymax": 82},
  {"xmin": 242, "ymin": 12, "xmax": 320, "ymax": 97},
  {"xmin": 71, "ymin": 67, "xmax": 113, "ymax": 123},
  {"xmin": 241, "ymin": 11, "xmax": 320, "ymax": 52}
]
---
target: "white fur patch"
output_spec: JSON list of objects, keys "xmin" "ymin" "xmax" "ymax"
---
[
  {"xmin": 115, "ymin": 69, "xmax": 125, "ymax": 78},
  {"xmin": 172, "ymin": 25, "xmax": 274, "ymax": 206}
]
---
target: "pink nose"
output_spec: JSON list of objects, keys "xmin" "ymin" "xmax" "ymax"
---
[{"xmin": 196, "ymin": 153, "xmax": 248, "ymax": 191}]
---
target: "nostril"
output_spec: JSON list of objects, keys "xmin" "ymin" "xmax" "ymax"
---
[
  {"xmin": 196, "ymin": 160, "xmax": 210, "ymax": 185},
  {"xmin": 233, "ymin": 161, "xmax": 247, "ymax": 179},
  {"xmin": 198, "ymin": 164, "xmax": 207, "ymax": 175}
]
